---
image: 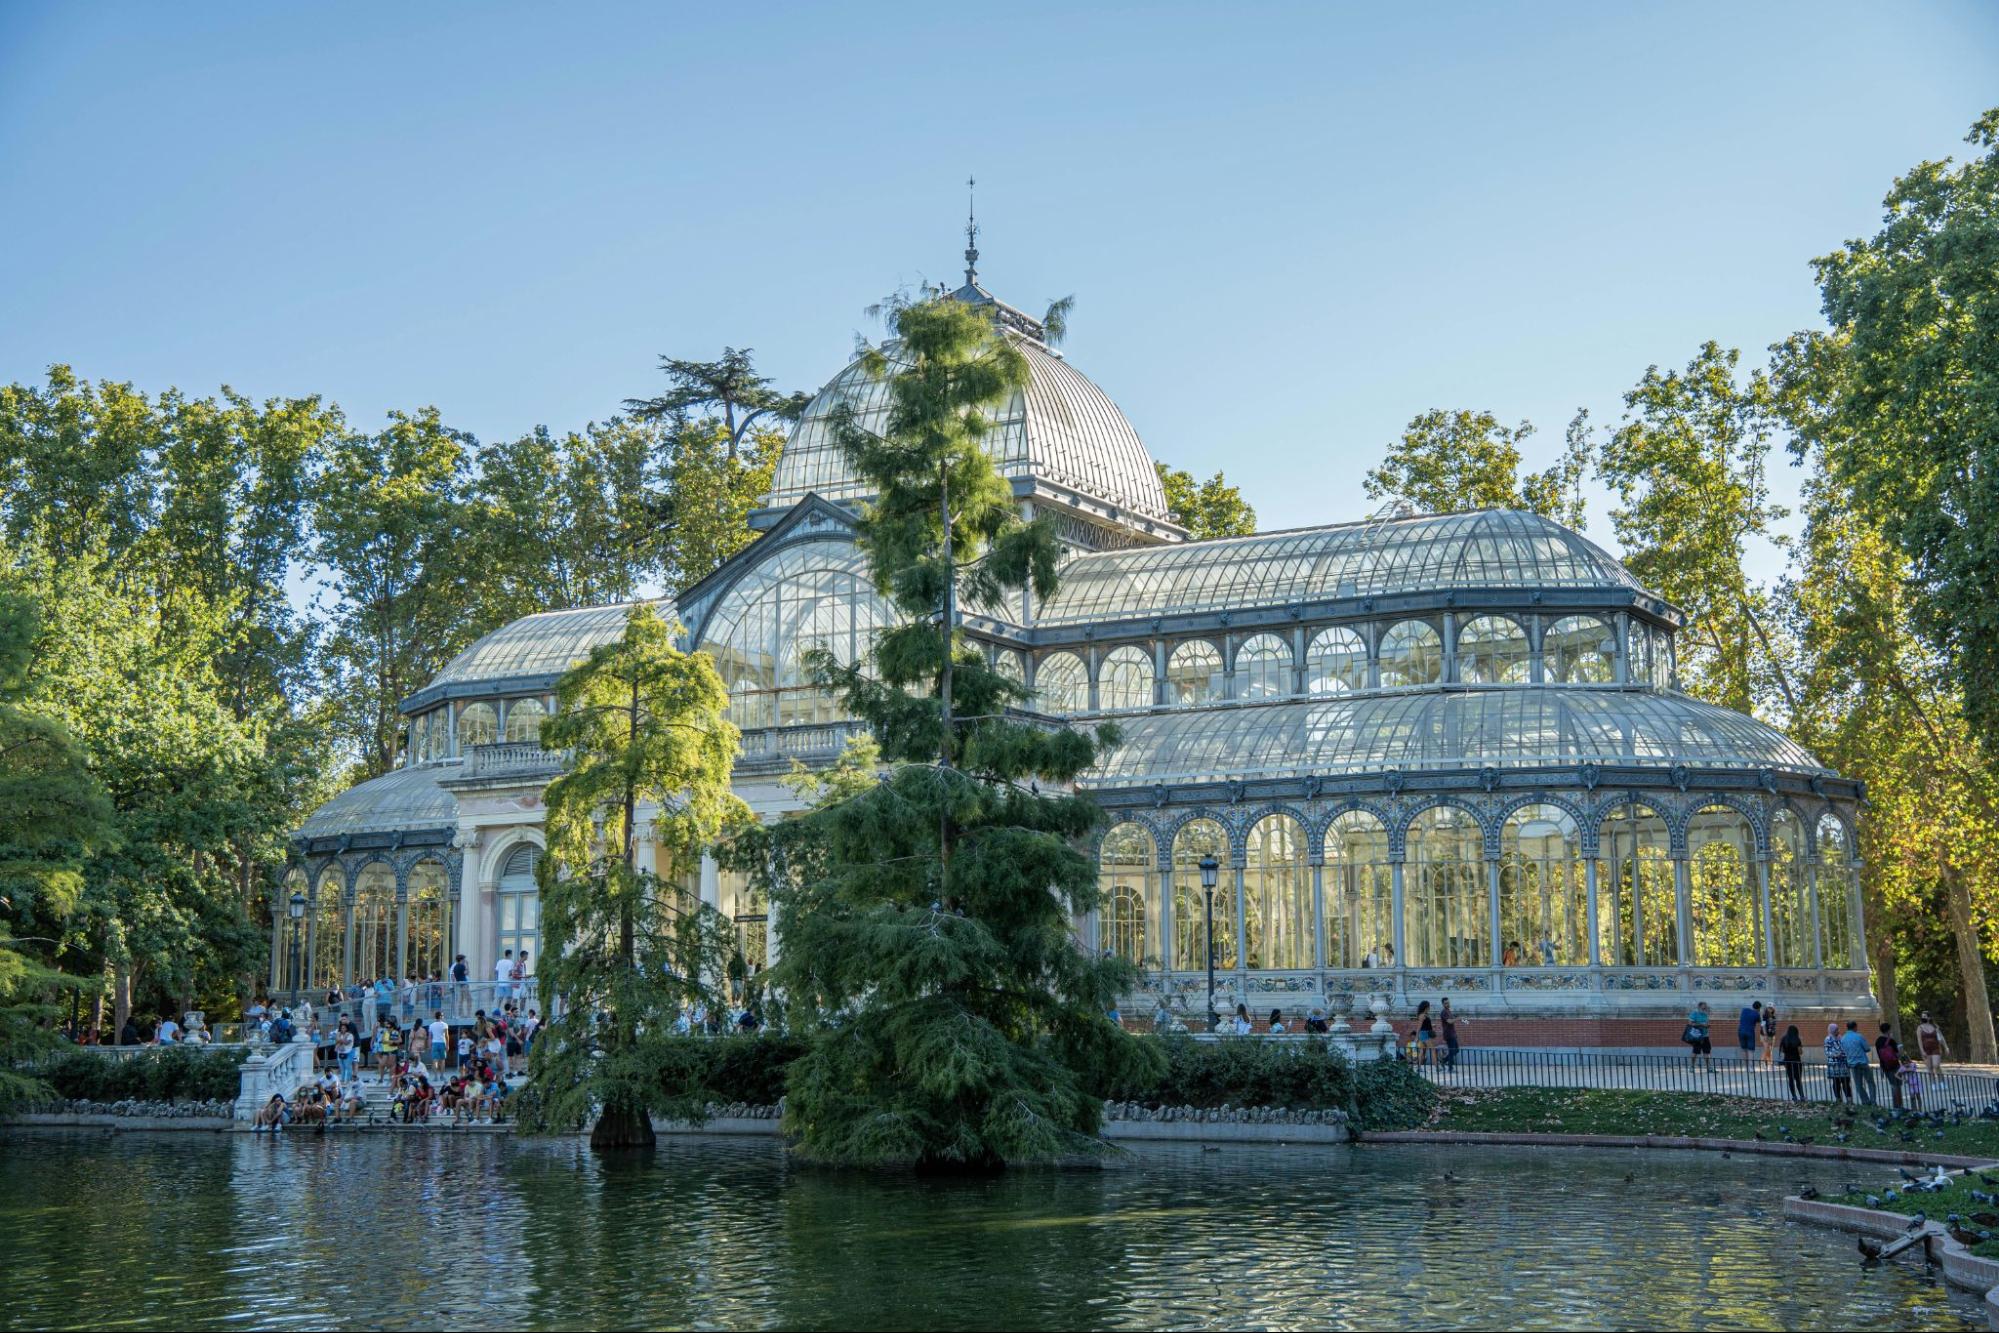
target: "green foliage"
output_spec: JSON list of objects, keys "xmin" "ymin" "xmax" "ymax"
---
[
  {"xmin": 22, "ymin": 1045, "xmax": 246, "ymax": 1105},
  {"xmin": 1364, "ymin": 407, "xmax": 1590, "ymax": 528},
  {"xmin": 656, "ymin": 419, "xmax": 784, "ymax": 591},
  {"xmin": 1109, "ymin": 1036, "xmax": 1435, "ymax": 1130},
  {"xmin": 520, "ymin": 606, "xmax": 753, "ymax": 1144},
  {"xmin": 764, "ymin": 293, "xmax": 1161, "ymax": 1169},
  {"xmin": 1803, "ymin": 109, "xmax": 1999, "ymax": 761},
  {"xmin": 1154, "ymin": 461, "xmax": 1257, "ymax": 539}
]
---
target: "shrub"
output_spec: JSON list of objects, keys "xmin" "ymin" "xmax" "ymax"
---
[
  {"xmin": 28, "ymin": 1046, "xmax": 247, "ymax": 1104},
  {"xmin": 1107, "ymin": 1036, "xmax": 1435, "ymax": 1130}
]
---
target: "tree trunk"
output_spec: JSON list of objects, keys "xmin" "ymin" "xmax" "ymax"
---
[
  {"xmin": 1872, "ymin": 936, "xmax": 1901, "ymax": 1046},
  {"xmin": 590, "ymin": 1104, "xmax": 656, "ymax": 1149},
  {"xmin": 112, "ymin": 963, "xmax": 133, "ymax": 1038},
  {"xmin": 1943, "ymin": 865, "xmax": 1998, "ymax": 1063}
]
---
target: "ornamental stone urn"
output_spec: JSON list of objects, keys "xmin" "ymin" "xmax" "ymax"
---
[{"xmin": 1368, "ymin": 993, "xmax": 1394, "ymax": 1036}]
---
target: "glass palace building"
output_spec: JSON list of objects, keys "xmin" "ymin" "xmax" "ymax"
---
[{"xmin": 288, "ymin": 273, "xmax": 1872, "ymax": 1047}]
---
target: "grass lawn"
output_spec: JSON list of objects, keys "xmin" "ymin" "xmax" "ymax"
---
[
  {"xmin": 1828, "ymin": 1170, "xmax": 1999, "ymax": 1260},
  {"xmin": 1427, "ymin": 1087, "xmax": 1999, "ymax": 1160}
]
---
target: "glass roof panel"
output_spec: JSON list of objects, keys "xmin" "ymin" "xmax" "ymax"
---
[
  {"xmin": 1079, "ymin": 688, "xmax": 1824, "ymax": 788},
  {"xmin": 298, "ymin": 762, "xmax": 459, "ymax": 838},
  {"xmin": 429, "ymin": 599, "xmax": 674, "ymax": 691},
  {"xmin": 1037, "ymin": 509, "xmax": 1644, "ymax": 627}
]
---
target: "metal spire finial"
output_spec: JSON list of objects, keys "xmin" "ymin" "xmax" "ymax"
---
[{"xmin": 963, "ymin": 174, "xmax": 980, "ymax": 286}]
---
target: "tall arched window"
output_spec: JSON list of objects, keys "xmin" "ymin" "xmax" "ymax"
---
[
  {"xmin": 310, "ymin": 868, "xmax": 345, "ymax": 989},
  {"xmin": 1097, "ymin": 646, "xmax": 1155, "ymax": 712},
  {"xmin": 459, "ymin": 702, "xmax": 497, "ymax": 749},
  {"xmin": 1233, "ymin": 634, "xmax": 1292, "ymax": 701},
  {"xmin": 352, "ymin": 863, "xmax": 397, "ymax": 982},
  {"xmin": 1171, "ymin": 819, "xmax": 1232, "ymax": 971},
  {"xmin": 1306, "ymin": 626, "xmax": 1368, "ymax": 694},
  {"xmin": 406, "ymin": 859, "xmax": 451, "ymax": 980},
  {"xmin": 1457, "ymin": 615, "xmax": 1531, "ymax": 685},
  {"xmin": 1244, "ymin": 813, "xmax": 1311, "ymax": 969},
  {"xmin": 1324, "ymin": 812, "xmax": 1393, "ymax": 969},
  {"xmin": 992, "ymin": 647, "xmax": 1026, "ymax": 688},
  {"xmin": 1769, "ymin": 811, "xmax": 1811, "ymax": 968},
  {"xmin": 1166, "ymin": 641, "xmax": 1223, "ymax": 706},
  {"xmin": 1404, "ymin": 806, "xmax": 1485, "ymax": 967},
  {"xmin": 1378, "ymin": 620, "xmax": 1442, "ymax": 688},
  {"xmin": 1544, "ymin": 615, "xmax": 1615, "ymax": 683},
  {"xmin": 699, "ymin": 539, "xmax": 892, "ymax": 731},
  {"xmin": 1597, "ymin": 803, "xmax": 1677, "ymax": 967},
  {"xmin": 1816, "ymin": 814, "xmax": 1858, "ymax": 969},
  {"xmin": 504, "ymin": 697, "xmax": 546, "ymax": 744},
  {"xmin": 1036, "ymin": 651, "xmax": 1089, "ymax": 714},
  {"xmin": 278, "ymin": 869, "xmax": 310, "ymax": 993},
  {"xmin": 1099, "ymin": 823, "xmax": 1154, "ymax": 964},
  {"xmin": 497, "ymin": 843, "xmax": 541, "ymax": 974},
  {"xmin": 426, "ymin": 710, "xmax": 445, "ymax": 760},
  {"xmin": 1499, "ymin": 804, "xmax": 1587, "ymax": 966},
  {"xmin": 1687, "ymin": 805, "xmax": 1760, "ymax": 967}
]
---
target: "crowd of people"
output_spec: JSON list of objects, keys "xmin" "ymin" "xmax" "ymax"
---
[
  {"xmin": 248, "ymin": 998, "xmax": 538, "ymax": 1132},
  {"xmin": 1675, "ymin": 1000, "xmax": 1954, "ymax": 1106}
]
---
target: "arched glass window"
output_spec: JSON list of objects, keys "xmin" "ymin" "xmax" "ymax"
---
[
  {"xmin": 1306, "ymin": 626, "xmax": 1368, "ymax": 694},
  {"xmin": 1036, "ymin": 651, "xmax": 1089, "ymax": 714},
  {"xmin": 310, "ymin": 867, "xmax": 345, "ymax": 989},
  {"xmin": 1244, "ymin": 814, "xmax": 1311, "ymax": 969},
  {"xmin": 1457, "ymin": 615, "xmax": 1531, "ymax": 685},
  {"xmin": 504, "ymin": 697, "xmax": 546, "ymax": 744},
  {"xmin": 1233, "ymin": 634, "xmax": 1293, "ymax": 701},
  {"xmin": 1769, "ymin": 811, "xmax": 1811, "ymax": 968},
  {"xmin": 1499, "ymin": 804, "xmax": 1587, "ymax": 966},
  {"xmin": 352, "ymin": 863, "xmax": 397, "ymax": 983},
  {"xmin": 1404, "ymin": 806, "xmax": 1484, "ymax": 967},
  {"xmin": 1816, "ymin": 814, "xmax": 1858, "ymax": 969},
  {"xmin": 1324, "ymin": 812, "xmax": 1393, "ymax": 969},
  {"xmin": 1378, "ymin": 620, "xmax": 1442, "ymax": 688},
  {"xmin": 1687, "ymin": 805, "xmax": 1760, "ymax": 967},
  {"xmin": 1597, "ymin": 804, "xmax": 1677, "ymax": 967},
  {"xmin": 1166, "ymin": 641, "xmax": 1223, "ymax": 706},
  {"xmin": 1652, "ymin": 631, "xmax": 1674, "ymax": 688},
  {"xmin": 699, "ymin": 539, "xmax": 892, "ymax": 731},
  {"xmin": 1097, "ymin": 645, "xmax": 1154, "ymax": 712},
  {"xmin": 459, "ymin": 702, "xmax": 497, "ymax": 750},
  {"xmin": 1099, "ymin": 823, "xmax": 1153, "ymax": 964},
  {"xmin": 406, "ymin": 859, "xmax": 451, "ymax": 981},
  {"xmin": 991, "ymin": 647, "xmax": 1026, "ymax": 686},
  {"xmin": 426, "ymin": 710, "xmax": 445, "ymax": 761},
  {"xmin": 277, "ymin": 869, "xmax": 310, "ymax": 993},
  {"xmin": 497, "ymin": 843, "xmax": 540, "ymax": 974},
  {"xmin": 1545, "ymin": 615, "xmax": 1616, "ymax": 684},
  {"xmin": 1171, "ymin": 819, "xmax": 1232, "ymax": 971}
]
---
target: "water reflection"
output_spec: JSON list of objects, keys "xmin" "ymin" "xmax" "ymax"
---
[{"xmin": 0, "ymin": 1132, "xmax": 1980, "ymax": 1331}]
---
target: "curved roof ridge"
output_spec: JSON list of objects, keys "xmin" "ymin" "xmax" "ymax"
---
[{"xmin": 421, "ymin": 597, "xmax": 675, "ymax": 697}]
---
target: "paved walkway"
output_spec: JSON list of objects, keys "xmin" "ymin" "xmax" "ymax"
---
[{"xmin": 1415, "ymin": 1051, "xmax": 1999, "ymax": 1107}]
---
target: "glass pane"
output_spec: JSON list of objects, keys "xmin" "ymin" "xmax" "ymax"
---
[
  {"xmin": 1379, "ymin": 620, "xmax": 1442, "ymax": 688},
  {"xmin": 1306, "ymin": 626, "xmax": 1367, "ymax": 694},
  {"xmin": 1166, "ymin": 641, "xmax": 1222, "ymax": 707},
  {"xmin": 1458, "ymin": 616, "xmax": 1530, "ymax": 685},
  {"xmin": 1097, "ymin": 645, "xmax": 1154, "ymax": 712}
]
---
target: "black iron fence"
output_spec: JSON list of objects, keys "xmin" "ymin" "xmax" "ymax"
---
[{"xmin": 1407, "ymin": 1045, "xmax": 1999, "ymax": 1110}]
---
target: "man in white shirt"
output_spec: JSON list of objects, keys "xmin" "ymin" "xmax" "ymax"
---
[
  {"xmin": 495, "ymin": 950, "xmax": 514, "ymax": 1003},
  {"xmin": 427, "ymin": 1013, "xmax": 450, "ymax": 1066},
  {"xmin": 155, "ymin": 1015, "xmax": 180, "ymax": 1045}
]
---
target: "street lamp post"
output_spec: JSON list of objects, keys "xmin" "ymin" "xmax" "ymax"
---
[
  {"xmin": 1199, "ymin": 853, "xmax": 1220, "ymax": 1031},
  {"xmin": 287, "ymin": 891, "xmax": 306, "ymax": 1008}
]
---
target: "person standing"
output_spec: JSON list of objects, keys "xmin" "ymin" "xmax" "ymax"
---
[
  {"xmin": 334, "ymin": 1021, "xmax": 357, "ymax": 1084},
  {"xmin": 451, "ymin": 954, "xmax": 470, "ymax": 1011},
  {"xmin": 1684, "ymin": 1002, "xmax": 1714, "ymax": 1074},
  {"xmin": 1916, "ymin": 1012, "xmax": 1950, "ymax": 1079},
  {"xmin": 1778, "ymin": 1024, "xmax": 1805, "ymax": 1101},
  {"xmin": 1736, "ymin": 1002, "xmax": 1761, "ymax": 1066},
  {"xmin": 1440, "ymin": 997, "xmax": 1464, "ymax": 1069},
  {"xmin": 1875, "ymin": 1023, "xmax": 1905, "ymax": 1110},
  {"xmin": 1840, "ymin": 1021, "xmax": 1877, "ymax": 1107},
  {"xmin": 426, "ymin": 1011, "xmax": 449, "ymax": 1068},
  {"xmin": 1760, "ymin": 1001, "xmax": 1779, "ymax": 1064},
  {"xmin": 495, "ymin": 949, "xmax": 514, "ymax": 1005}
]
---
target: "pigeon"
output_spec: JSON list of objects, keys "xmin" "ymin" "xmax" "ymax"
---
[
  {"xmin": 1866, "ymin": 1194, "xmax": 1883, "ymax": 1207},
  {"xmin": 1906, "ymin": 1212, "xmax": 1928, "ymax": 1231}
]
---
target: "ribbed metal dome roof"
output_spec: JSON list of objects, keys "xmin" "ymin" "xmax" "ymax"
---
[
  {"xmin": 297, "ymin": 762, "xmax": 460, "ymax": 839},
  {"xmin": 1080, "ymin": 687, "xmax": 1824, "ymax": 788},
  {"xmin": 766, "ymin": 336, "xmax": 1170, "ymax": 523},
  {"xmin": 1037, "ymin": 509, "xmax": 1648, "ymax": 627}
]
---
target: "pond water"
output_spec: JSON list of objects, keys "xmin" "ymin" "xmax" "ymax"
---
[{"xmin": 0, "ymin": 1131, "xmax": 1981, "ymax": 1331}]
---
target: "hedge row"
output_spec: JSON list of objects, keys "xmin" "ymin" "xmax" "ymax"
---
[
  {"xmin": 25, "ymin": 1047, "xmax": 248, "ymax": 1104},
  {"xmin": 653, "ymin": 1033, "xmax": 1434, "ymax": 1131}
]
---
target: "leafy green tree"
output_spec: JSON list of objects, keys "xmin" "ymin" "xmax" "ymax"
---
[
  {"xmin": 524, "ymin": 605, "xmax": 751, "ymax": 1148},
  {"xmin": 1155, "ymin": 462, "xmax": 1257, "ymax": 539},
  {"xmin": 1596, "ymin": 345, "xmax": 1798, "ymax": 717},
  {"xmin": 624, "ymin": 346, "xmax": 808, "ymax": 461},
  {"xmin": 766, "ymin": 294, "xmax": 1159, "ymax": 1169},
  {"xmin": 313, "ymin": 409, "xmax": 476, "ymax": 778},
  {"xmin": 1363, "ymin": 408, "xmax": 1590, "ymax": 528},
  {"xmin": 0, "ymin": 587, "xmax": 115, "ymax": 1090},
  {"xmin": 656, "ymin": 419, "xmax": 784, "ymax": 591},
  {"xmin": 1804, "ymin": 108, "xmax": 1999, "ymax": 759},
  {"xmin": 465, "ymin": 417, "xmax": 662, "ymax": 626},
  {"xmin": 0, "ymin": 366, "xmax": 157, "ymax": 567}
]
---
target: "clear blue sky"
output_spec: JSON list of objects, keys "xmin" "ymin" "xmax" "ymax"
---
[{"xmin": 4, "ymin": 3, "xmax": 1995, "ymax": 582}]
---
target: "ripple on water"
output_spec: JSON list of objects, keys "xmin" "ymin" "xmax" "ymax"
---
[{"xmin": 0, "ymin": 1132, "xmax": 1982, "ymax": 1331}]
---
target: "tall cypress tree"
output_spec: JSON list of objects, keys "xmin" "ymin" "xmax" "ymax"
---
[{"xmin": 765, "ymin": 294, "xmax": 1159, "ymax": 1169}]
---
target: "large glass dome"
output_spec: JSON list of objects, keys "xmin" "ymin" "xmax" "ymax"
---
[{"xmin": 766, "ymin": 335, "xmax": 1170, "ymax": 525}]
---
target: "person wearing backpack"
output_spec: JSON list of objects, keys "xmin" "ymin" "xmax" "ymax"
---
[{"xmin": 1876, "ymin": 1023, "xmax": 1906, "ymax": 1110}]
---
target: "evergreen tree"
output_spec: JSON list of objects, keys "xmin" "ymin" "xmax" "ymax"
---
[
  {"xmin": 524, "ymin": 605, "xmax": 751, "ymax": 1149},
  {"xmin": 765, "ymin": 294, "xmax": 1160, "ymax": 1169}
]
